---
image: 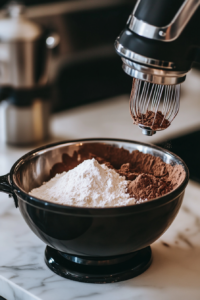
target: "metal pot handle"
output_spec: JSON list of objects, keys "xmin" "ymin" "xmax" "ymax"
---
[{"xmin": 0, "ymin": 174, "xmax": 18, "ymax": 207}]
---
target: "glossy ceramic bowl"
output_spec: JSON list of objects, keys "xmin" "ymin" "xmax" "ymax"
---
[{"xmin": 0, "ymin": 139, "xmax": 189, "ymax": 282}]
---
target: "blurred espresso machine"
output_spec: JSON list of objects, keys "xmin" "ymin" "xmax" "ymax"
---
[{"xmin": 0, "ymin": 2, "xmax": 58, "ymax": 145}]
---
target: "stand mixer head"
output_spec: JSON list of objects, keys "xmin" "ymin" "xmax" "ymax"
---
[{"xmin": 115, "ymin": 0, "xmax": 200, "ymax": 136}]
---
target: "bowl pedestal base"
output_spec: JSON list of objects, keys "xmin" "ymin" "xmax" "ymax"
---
[{"xmin": 44, "ymin": 246, "xmax": 152, "ymax": 283}]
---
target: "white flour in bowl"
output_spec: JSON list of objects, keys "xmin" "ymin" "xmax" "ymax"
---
[{"xmin": 29, "ymin": 158, "xmax": 136, "ymax": 207}]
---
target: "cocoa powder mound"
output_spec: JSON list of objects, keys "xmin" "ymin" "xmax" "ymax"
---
[
  {"xmin": 132, "ymin": 110, "xmax": 170, "ymax": 130},
  {"xmin": 127, "ymin": 174, "xmax": 173, "ymax": 200},
  {"xmin": 165, "ymin": 164, "xmax": 186, "ymax": 189},
  {"xmin": 50, "ymin": 143, "xmax": 186, "ymax": 203}
]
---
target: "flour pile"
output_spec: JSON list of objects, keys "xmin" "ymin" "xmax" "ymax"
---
[{"xmin": 29, "ymin": 158, "xmax": 136, "ymax": 207}]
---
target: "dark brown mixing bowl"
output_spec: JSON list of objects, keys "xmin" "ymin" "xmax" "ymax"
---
[{"xmin": 0, "ymin": 139, "xmax": 189, "ymax": 283}]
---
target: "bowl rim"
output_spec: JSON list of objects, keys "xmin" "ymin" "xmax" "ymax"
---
[{"xmin": 10, "ymin": 138, "xmax": 189, "ymax": 216}]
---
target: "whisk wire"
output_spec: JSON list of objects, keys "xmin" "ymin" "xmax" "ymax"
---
[
  {"xmin": 129, "ymin": 78, "xmax": 181, "ymax": 131},
  {"xmin": 141, "ymin": 82, "xmax": 150, "ymax": 115},
  {"xmin": 145, "ymin": 83, "xmax": 154, "ymax": 113},
  {"xmin": 152, "ymin": 85, "xmax": 164, "ymax": 127}
]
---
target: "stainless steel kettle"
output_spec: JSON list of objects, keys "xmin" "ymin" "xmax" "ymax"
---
[
  {"xmin": 0, "ymin": 2, "xmax": 59, "ymax": 145},
  {"xmin": 0, "ymin": 2, "xmax": 48, "ymax": 88}
]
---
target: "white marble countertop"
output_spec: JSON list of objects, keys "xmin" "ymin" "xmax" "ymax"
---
[{"xmin": 1, "ymin": 69, "xmax": 200, "ymax": 300}]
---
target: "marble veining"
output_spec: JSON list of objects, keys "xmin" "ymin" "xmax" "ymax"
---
[{"xmin": 0, "ymin": 274, "xmax": 40, "ymax": 300}]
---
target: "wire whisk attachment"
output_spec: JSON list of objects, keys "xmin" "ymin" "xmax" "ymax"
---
[{"xmin": 130, "ymin": 78, "xmax": 181, "ymax": 136}]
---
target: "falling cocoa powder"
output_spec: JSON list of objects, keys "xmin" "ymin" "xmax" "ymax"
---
[
  {"xmin": 50, "ymin": 143, "xmax": 185, "ymax": 203},
  {"xmin": 132, "ymin": 110, "xmax": 170, "ymax": 130}
]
